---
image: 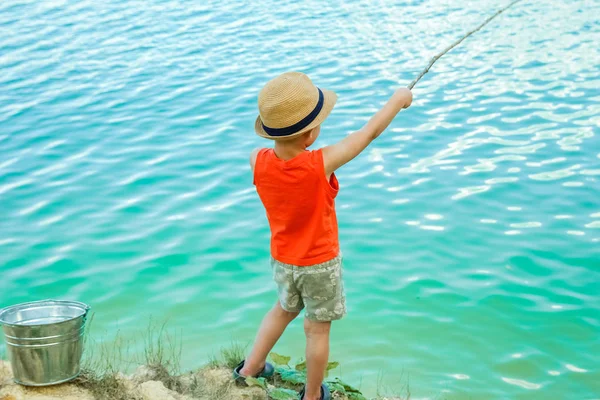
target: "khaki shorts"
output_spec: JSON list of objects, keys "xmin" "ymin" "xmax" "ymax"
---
[{"xmin": 271, "ymin": 254, "xmax": 346, "ymax": 322}]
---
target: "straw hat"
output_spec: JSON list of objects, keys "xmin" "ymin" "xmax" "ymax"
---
[{"xmin": 255, "ymin": 72, "xmax": 337, "ymax": 140}]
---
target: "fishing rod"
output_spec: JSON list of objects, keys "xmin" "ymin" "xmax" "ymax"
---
[{"xmin": 408, "ymin": 0, "xmax": 524, "ymax": 90}]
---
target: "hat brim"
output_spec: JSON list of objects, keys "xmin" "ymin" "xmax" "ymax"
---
[{"xmin": 254, "ymin": 88, "xmax": 337, "ymax": 141}]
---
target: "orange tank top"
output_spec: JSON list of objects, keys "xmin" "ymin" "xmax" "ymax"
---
[{"xmin": 254, "ymin": 148, "xmax": 339, "ymax": 266}]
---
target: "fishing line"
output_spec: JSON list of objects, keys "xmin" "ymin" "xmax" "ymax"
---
[{"xmin": 408, "ymin": 0, "xmax": 524, "ymax": 90}]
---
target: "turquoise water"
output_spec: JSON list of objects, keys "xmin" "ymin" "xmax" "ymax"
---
[{"xmin": 1, "ymin": 0, "xmax": 599, "ymax": 398}]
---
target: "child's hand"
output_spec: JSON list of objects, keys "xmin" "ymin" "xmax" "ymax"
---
[{"xmin": 394, "ymin": 87, "xmax": 413, "ymax": 109}]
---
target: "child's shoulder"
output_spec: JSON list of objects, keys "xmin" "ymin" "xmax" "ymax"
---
[
  {"xmin": 250, "ymin": 148, "xmax": 272, "ymax": 170},
  {"xmin": 250, "ymin": 148, "xmax": 262, "ymax": 170}
]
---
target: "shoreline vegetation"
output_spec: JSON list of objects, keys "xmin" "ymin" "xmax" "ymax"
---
[{"xmin": 0, "ymin": 321, "xmax": 407, "ymax": 400}]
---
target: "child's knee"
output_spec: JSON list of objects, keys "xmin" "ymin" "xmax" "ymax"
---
[{"xmin": 303, "ymin": 318, "xmax": 331, "ymax": 337}]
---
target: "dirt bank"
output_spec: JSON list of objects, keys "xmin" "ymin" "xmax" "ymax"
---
[
  {"xmin": 1, "ymin": 360, "xmax": 403, "ymax": 400},
  {"xmin": 0, "ymin": 361, "xmax": 265, "ymax": 400}
]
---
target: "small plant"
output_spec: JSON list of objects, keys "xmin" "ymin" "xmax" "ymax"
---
[
  {"xmin": 246, "ymin": 352, "xmax": 368, "ymax": 400},
  {"xmin": 81, "ymin": 328, "xmax": 135, "ymax": 376},
  {"xmin": 140, "ymin": 320, "xmax": 183, "ymax": 391},
  {"xmin": 209, "ymin": 341, "xmax": 248, "ymax": 369},
  {"xmin": 246, "ymin": 375, "xmax": 298, "ymax": 400},
  {"xmin": 76, "ymin": 371, "xmax": 133, "ymax": 400},
  {"xmin": 78, "ymin": 316, "xmax": 184, "ymax": 398},
  {"xmin": 142, "ymin": 320, "xmax": 181, "ymax": 371},
  {"xmin": 76, "ymin": 322, "xmax": 137, "ymax": 400}
]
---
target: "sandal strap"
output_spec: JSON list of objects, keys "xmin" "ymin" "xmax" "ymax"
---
[
  {"xmin": 233, "ymin": 360, "xmax": 275, "ymax": 386},
  {"xmin": 298, "ymin": 384, "xmax": 331, "ymax": 400}
]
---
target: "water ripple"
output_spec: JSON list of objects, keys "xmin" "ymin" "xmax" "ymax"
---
[{"xmin": 1, "ymin": 0, "xmax": 599, "ymax": 398}]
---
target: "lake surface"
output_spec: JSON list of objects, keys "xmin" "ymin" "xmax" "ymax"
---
[{"xmin": 1, "ymin": 0, "xmax": 599, "ymax": 398}]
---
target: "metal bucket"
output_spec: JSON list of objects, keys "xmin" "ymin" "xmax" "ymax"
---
[{"xmin": 0, "ymin": 300, "xmax": 90, "ymax": 386}]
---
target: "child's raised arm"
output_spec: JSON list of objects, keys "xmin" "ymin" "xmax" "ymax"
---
[{"xmin": 323, "ymin": 87, "xmax": 412, "ymax": 176}]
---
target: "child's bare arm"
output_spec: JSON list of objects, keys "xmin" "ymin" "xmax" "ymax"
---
[
  {"xmin": 250, "ymin": 148, "xmax": 260, "ymax": 172},
  {"xmin": 322, "ymin": 88, "xmax": 412, "ymax": 176}
]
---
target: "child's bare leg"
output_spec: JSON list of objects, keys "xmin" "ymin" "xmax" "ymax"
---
[
  {"xmin": 303, "ymin": 318, "xmax": 331, "ymax": 400},
  {"xmin": 241, "ymin": 301, "xmax": 299, "ymax": 376}
]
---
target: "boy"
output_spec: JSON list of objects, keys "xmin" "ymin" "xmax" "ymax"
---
[{"xmin": 233, "ymin": 72, "xmax": 412, "ymax": 400}]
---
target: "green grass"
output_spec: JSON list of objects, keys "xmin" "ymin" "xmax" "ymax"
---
[
  {"xmin": 75, "ymin": 372, "xmax": 131, "ymax": 400},
  {"xmin": 77, "ymin": 316, "xmax": 183, "ymax": 399},
  {"xmin": 76, "ymin": 323, "xmax": 138, "ymax": 400},
  {"xmin": 73, "ymin": 318, "xmax": 409, "ymax": 400},
  {"xmin": 208, "ymin": 341, "xmax": 247, "ymax": 369},
  {"xmin": 139, "ymin": 319, "xmax": 183, "ymax": 391}
]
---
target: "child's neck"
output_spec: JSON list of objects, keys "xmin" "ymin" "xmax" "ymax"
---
[{"xmin": 273, "ymin": 141, "xmax": 307, "ymax": 161}]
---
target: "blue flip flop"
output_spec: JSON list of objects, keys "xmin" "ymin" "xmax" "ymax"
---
[
  {"xmin": 233, "ymin": 360, "xmax": 275, "ymax": 386},
  {"xmin": 299, "ymin": 383, "xmax": 331, "ymax": 400}
]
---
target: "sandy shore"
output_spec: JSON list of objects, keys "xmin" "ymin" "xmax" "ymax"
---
[
  {"xmin": 0, "ymin": 360, "xmax": 265, "ymax": 400},
  {"xmin": 0, "ymin": 360, "xmax": 402, "ymax": 400}
]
